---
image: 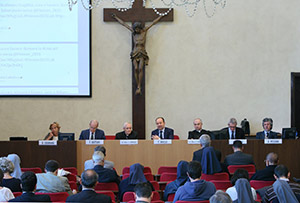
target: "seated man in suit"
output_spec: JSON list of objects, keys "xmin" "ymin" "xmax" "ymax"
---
[
  {"xmin": 151, "ymin": 117, "xmax": 174, "ymax": 139},
  {"xmin": 219, "ymin": 118, "xmax": 245, "ymax": 139},
  {"xmin": 256, "ymin": 118, "xmax": 279, "ymax": 139},
  {"xmin": 224, "ymin": 140, "xmax": 255, "ymax": 166},
  {"xmin": 115, "ymin": 122, "xmax": 138, "ymax": 139},
  {"xmin": 251, "ymin": 152, "xmax": 278, "ymax": 181},
  {"xmin": 93, "ymin": 151, "xmax": 120, "ymax": 185},
  {"xmin": 84, "ymin": 146, "xmax": 114, "ymax": 170},
  {"xmin": 193, "ymin": 134, "xmax": 221, "ymax": 162},
  {"xmin": 66, "ymin": 170, "xmax": 112, "ymax": 203},
  {"xmin": 173, "ymin": 161, "xmax": 216, "ymax": 202},
  {"xmin": 9, "ymin": 171, "xmax": 50, "ymax": 202},
  {"xmin": 79, "ymin": 120, "xmax": 106, "ymax": 140},
  {"xmin": 188, "ymin": 118, "xmax": 212, "ymax": 139},
  {"xmin": 134, "ymin": 182, "xmax": 153, "ymax": 203},
  {"xmin": 36, "ymin": 160, "xmax": 73, "ymax": 195}
]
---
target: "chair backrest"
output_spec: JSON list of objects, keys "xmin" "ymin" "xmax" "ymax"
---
[
  {"xmin": 227, "ymin": 164, "xmax": 256, "ymax": 174},
  {"xmin": 94, "ymin": 182, "xmax": 119, "ymax": 191},
  {"xmin": 63, "ymin": 167, "xmax": 78, "ymax": 175},
  {"xmin": 36, "ymin": 192, "xmax": 69, "ymax": 202},
  {"xmin": 21, "ymin": 167, "xmax": 42, "ymax": 173},
  {"xmin": 150, "ymin": 181, "xmax": 160, "ymax": 191},
  {"xmin": 160, "ymin": 172, "xmax": 177, "ymax": 182},
  {"xmin": 174, "ymin": 135, "xmax": 180, "ymax": 140},
  {"xmin": 96, "ymin": 191, "xmax": 115, "ymax": 201},
  {"xmin": 210, "ymin": 180, "xmax": 233, "ymax": 191},
  {"xmin": 123, "ymin": 172, "xmax": 153, "ymax": 181},
  {"xmin": 68, "ymin": 181, "xmax": 78, "ymax": 191},
  {"xmin": 250, "ymin": 180, "xmax": 275, "ymax": 190},
  {"xmin": 105, "ymin": 135, "xmax": 116, "ymax": 140},
  {"xmin": 66, "ymin": 173, "xmax": 77, "ymax": 182},
  {"xmin": 200, "ymin": 172, "xmax": 229, "ymax": 181},
  {"xmin": 168, "ymin": 193, "xmax": 175, "ymax": 201},
  {"xmin": 13, "ymin": 192, "xmax": 22, "ymax": 197},
  {"xmin": 122, "ymin": 166, "xmax": 152, "ymax": 175},
  {"xmin": 175, "ymin": 201, "xmax": 210, "ymax": 203},
  {"xmin": 123, "ymin": 191, "xmax": 160, "ymax": 202},
  {"xmin": 157, "ymin": 166, "xmax": 177, "ymax": 175}
]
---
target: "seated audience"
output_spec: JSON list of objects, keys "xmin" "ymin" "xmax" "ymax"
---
[
  {"xmin": 173, "ymin": 161, "xmax": 216, "ymax": 202},
  {"xmin": 256, "ymin": 118, "xmax": 279, "ymax": 139},
  {"xmin": 219, "ymin": 118, "xmax": 245, "ymax": 139},
  {"xmin": 273, "ymin": 179, "xmax": 298, "ymax": 203},
  {"xmin": 188, "ymin": 118, "xmax": 212, "ymax": 139},
  {"xmin": 226, "ymin": 169, "xmax": 257, "ymax": 201},
  {"xmin": 134, "ymin": 182, "xmax": 153, "ymax": 203},
  {"xmin": 66, "ymin": 170, "xmax": 112, "ymax": 203},
  {"xmin": 201, "ymin": 146, "xmax": 222, "ymax": 175},
  {"xmin": 44, "ymin": 122, "xmax": 61, "ymax": 140},
  {"xmin": 151, "ymin": 117, "xmax": 174, "ymax": 139},
  {"xmin": 224, "ymin": 140, "xmax": 255, "ymax": 166},
  {"xmin": 209, "ymin": 190, "xmax": 232, "ymax": 203},
  {"xmin": 0, "ymin": 157, "xmax": 21, "ymax": 192},
  {"xmin": 119, "ymin": 163, "xmax": 154, "ymax": 201},
  {"xmin": 251, "ymin": 152, "xmax": 278, "ymax": 181},
  {"xmin": 84, "ymin": 146, "xmax": 114, "ymax": 170},
  {"xmin": 36, "ymin": 160, "xmax": 73, "ymax": 195},
  {"xmin": 9, "ymin": 171, "xmax": 50, "ymax": 202},
  {"xmin": 115, "ymin": 122, "xmax": 138, "ymax": 139},
  {"xmin": 0, "ymin": 169, "xmax": 14, "ymax": 202},
  {"xmin": 193, "ymin": 134, "xmax": 221, "ymax": 162},
  {"xmin": 79, "ymin": 120, "xmax": 106, "ymax": 140},
  {"xmin": 163, "ymin": 160, "xmax": 189, "ymax": 201},
  {"xmin": 92, "ymin": 151, "xmax": 120, "ymax": 184},
  {"xmin": 264, "ymin": 165, "xmax": 300, "ymax": 202},
  {"xmin": 7, "ymin": 154, "xmax": 22, "ymax": 180}
]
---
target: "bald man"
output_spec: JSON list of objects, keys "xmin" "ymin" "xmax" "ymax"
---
[
  {"xmin": 115, "ymin": 122, "xmax": 138, "ymax": 139},
  {"xmin": 188, "ymin": 118, "xmax": 211, "ymax": 139},
  {"xmin": 251, "ymin": 152, "xmax": 279, "ymax": 181},
  {"xmin": 79, "ymin": 120, "xmax": 106, "ymax": 140}
]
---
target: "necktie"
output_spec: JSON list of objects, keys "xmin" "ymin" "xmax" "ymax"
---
[
  {"xmin": 91, "ymin": 133, "xmax": 94, "ymax": 140},
  {"xmin": 159, "ymin": 130, "xmax": 163, "ymax": 139},
  {"xmin": 266, "ymin": 132, "xmax": 270, "ymax": 138},
  {"xmin": 232, "ymin": 131, "xmax": 235, "ymax": 139}
]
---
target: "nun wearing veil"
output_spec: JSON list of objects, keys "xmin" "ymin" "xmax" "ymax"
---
[
  {"xmin": 272, "ymin": 179, "xmax": 299, "ymax": 203},
  {"xmin": 7, "ymin": 154, "xmax": 22, "ymax": 180},
  {"xmin": 232, "ymin": 178, "xmax": 255, "ymax": 203},
  {"xmin": 201, "ymin": 146, "xmax": 222, "ymax": 174}
]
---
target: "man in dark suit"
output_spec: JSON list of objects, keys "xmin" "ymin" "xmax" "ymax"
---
[
  {"xmin": 256, "ymin": 118, "xmax": 279, "ymax": 139},
  {"xmin": 66, "ymin": 169, "xmax": 112, "ymax": 203},
  {"xmin": 188, "ymin": 118, "xmax": 212, "ymax": 139},
  {"xmin": 9, "ymin": 171, "xmax": 50, "ymax": 202},
  {"xmin": 79, "ymin": 120, "xmax": 106, "ymax": 140},
  {"xmin": 134, "ymin": 182, "xmax": 153, "ymax": 203},
  {"xmin": 193, "ymin": 134, "xmax": 222, "ymax": 162},
  {"xmin": 151, "ymin": 117, "xmax": 174, "ymax": 139},
  {"xmin": 219, "ymin": 118, "xmax": 245, "ymax": 139},
  {"xmin": 115, "ymin": 122, "xmax": 138, "ymax": 139},
  {"xmin": 251, "ymin": 152, "xmax": 278, "ymax": 181},
  {"xmin": 224, "ymin": 140, "xmax": 255, "ymax": 166}
]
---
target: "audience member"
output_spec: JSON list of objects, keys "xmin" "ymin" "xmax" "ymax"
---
[
  {"xmin": 66, "ymin": 170, "xmax": 112, "ymax": 203},
  {"xmin": 188, "ymin": 118, "xmax": 211, "ymax": 139},
  {"xmin": 36, "ymin": 160, "xmax": 73, "ymax": 195},
  {"xmin": 273, "ymin": 179, "xmax": 298, "ymax": 203},
  {"xmin": 173, "ymin": 161, "xmax": 216, "ymax": 202},
  {"xmin": 264, "ymin": 165, "xmax": 300, "ymax": 202},
  {"xmin": 44, "ymin": 122, "xmax": 61, "ymax": 140},
  {"xmin": 134, "ymin": 182, "xmax": 153, "ymax": 203},
  {"xmin": 201, "ymin": 147, "xmax": 222, "ymax": 174},
  {"xmin": 7, "ymin": 154, "xmax": 22, "ymax": 180},
  {"xmin": 92, "ymin": 151, "xmax": 120, "ymax": 184},
  {"xmin": 226, "ymin": 169, "xmax": 257, "ymax": 201},
  {"xmin": 163, "ymin": 160, "xmax": 189, "ymax": 201},
  {"xmin": 151, "ymin": 117, "xmax": 174, "ymax": 139},
  {"xmin": 233, "ymin": 178, "xmax": 255, "ymax": 203},
  {"xmin": 119, "ymin": 163, "xmax": 154, "ymax": 201},
  {"xmin": 209, "ymin": 190, "xmax": 232, "ymax": 203},
  {"xmin": 251, "ymin": 152, "xmax": 278, "ymax": 181},
  {"xmin": 115, "ymin": 122, "xmax": 138, "ymax": 139},
  {"xmin": 0, "ymin": 169, "xmax": 14, "ymax": 202},
  {"xmin": 256, "ymin": 118, "xmax": 279, "ymax": 139},
  {"xmin": 219, "ymin": 118, "xmax": 245, "ymax": 139},
  {"xmin": 193, "ymin": 134, "xmax": 221, "ymax": 162},
  {"xmin": 9, "ymin": 171, "xmax": 50, "ymax": 202},
  {"xmin": 79, "ymin": 120, "xmax": 106, "ymax": 140},
  {"xmin": 224, "ymin": 140, "xmax": 254, "ymax": 166},
  {"xmin": 84, "ymin": 145, "xmax": 114, "ymax": 170},
  {"xmin": 0, "ymin": 157, "xmax": 21, "ymax": 192}
]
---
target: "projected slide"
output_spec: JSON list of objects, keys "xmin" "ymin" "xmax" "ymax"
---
[{"xmin": 0, "ymin": 0, "xmax": 90, "ymax": 96}]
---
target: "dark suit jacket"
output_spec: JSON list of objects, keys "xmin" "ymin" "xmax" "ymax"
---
[
  {"xmin": 188, "ymin": 129, "xmax": 211, "ymax": 139},
  {"xmin": 250, "ymin": 165, "xmax": 277, "ymax": 181},
  {"xmin": 151, "ymin": 127, "xmax": 174, "ymax": 139},
  {"xmin": 218, "ymin": 127, "xmax": 245, "ymax": 139},
  {"xmin": 93, "ymin": 165, "xmax": 120, "ymax": 185},
  {"xmin": 9, "ymin": 192, "xmax": 51, "ymax": 202},
  {"xmin": 79, "ymin": 129, "xmax": 105, "ymax": 140},
  {"xmin": 256, "ymin": 131, "xmax": 278, "ymax": 139},
  {"xmin": 66, "ymin": 190, "xmax": 112, "ymax": 203},
  {"xmin": 193, "ymin": 147, "xmax": 222, "ymax": 162},
  {"xmin": 115, "ymin": 131, "xmax": 138, "ymax": 139},
  {"xmin": 224, "ymin": 151, "xmax": 255, "ymax": 166}
]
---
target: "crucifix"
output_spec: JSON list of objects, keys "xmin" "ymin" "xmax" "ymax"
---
[{"xmin": 104, "ymin": 0, "xmax": 173, "ymax": 139}]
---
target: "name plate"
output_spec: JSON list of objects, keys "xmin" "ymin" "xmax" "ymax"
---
[
  {"xmin": 85, "ymin": 140, "xmax": 104, "ymax": 145},
  {"xmin": 154, "ymin": 139, "xmax": 172, "ymax": 145},
  {"xmin": 38, "ymin": 140, "xmax": 57, "ymax": 146},
  {"xmin": 187, "ymin": 139, "xmax": 201, "ymax": 144},
  {"xmin": 264, "ymin": 139, "xmax": 282, "ymax": 144},
  {"xmin": 120, "ymin": 140, "xmax": 138, "ymax": 145},
  {"xmin": 228, "ymin": 139, "xmax": 247, "ymax": 145}
]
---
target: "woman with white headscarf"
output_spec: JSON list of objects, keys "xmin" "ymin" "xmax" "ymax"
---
[{"xmin": 7, "ymin": 154, "xmax": 22, "ymax": 180}]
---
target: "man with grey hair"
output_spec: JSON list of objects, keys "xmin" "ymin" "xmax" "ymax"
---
[
  {"xmin": 92, "ymin": 151, "xmax": 120, "ymax": 184},
  {"xmin": 251, "ymin": 152, "xmax": 279, "ymax": 181},
  {"xmin": 79, "ymin": 120, "xmax": 106, "ymax": 140},
  {"xmin": 193, "ymin": 134, "xmax": 222, "ymax": 162},
  {"xmin": 84, "ymin": 145, "xmax": 114, "ymax": 170},
  {"xmin": 188, "ymin": 118, "xmax": 212, "ymax": 139},
  {"xmin": 219, "ymin": 118, "xmax": 245, "ymax": 139},
  {"xmin": 209, "ymin": 190, "xmax": 232, "ymax": 203},
  {"xmin": 115, "ymin": 122, "xmax": 138, "ymax": 139},
  {"xmin": 256, "ymin": 118, "xmax": 279, "ymax": 139}
]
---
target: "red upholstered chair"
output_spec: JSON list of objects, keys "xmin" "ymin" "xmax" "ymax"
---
[
  {"xmin": 210, "ymin": 180, "xmax": 233, "ymax": 191},
  {"xmin": 122, "ymin": 166, "xmax": 152, "ymax": 175},
  {"xmin": 122, "ymin": 173, "xmax": 130, "ymax": 180},
  {"xmin": 123, "ymin": 191, "xmax": 160, "ymax": 202},
  {"xmin": 94, "ymin": 182, "xmax": 119, "ymax": 192},
  {"xmin": 13, "ymin": 192, "xmax": 22, "ymax": 197},
  {"xmin": 63, "ymin": 167, "xmax": 78, "ymax": 175},
  {"xmin": 160, "ymin": 173, "xmax": 177, "ymax": 182},
  {"xmin": 105, "ymin": 135, "xmax": 116, "ymax": 140},
  {"xmin": 68, "ymin": 181, "xmax": 78, "ymax": 191},
  {"xmin": 150, "ymin": 181, "xmax": 160, "ymax": 191},
  {"xmin": 248, "ymin": 172, "xmax": 255, "ymax": 179},
  {"xmin": 21, "ymin": 167, "xmax": 42, "ymax": 173},
  {"xmin": 128, "ymin": 201, "xmax": 164, "ymax": 203},
  {"xmin": 66, "ymin": 173, "xmax": 77, "ymax": 182},
  {"xmin": 200, "ymin": 172, "xmax": 229, "ymax": 181},
  {"xmin": 227, "ymin": 164, "xmax": 256, "ymax": 175},
  {"xmin": 36, "ymin": 192, "xmax": 69, "ymax": 202},
  {"xmin": 157, "ymin": 166, "xmax": 177, "ymax": 174},
  {"xmin": 250, "ymin": 180, "xmax": 274, "ymax": 190},
  {"xmin": 175, "ymin": 201, "xmax": 210, "ymax": 203},
  {"xmin": 174, "ymin": 135, "xmax": 180, "ymax": 140},
  {"xmin": 167, "ymin": 193, "xmax": 175, "ymax": 201},
  {"xmin": 96, "ymin": 191, "xmax": 116, "ymax": 201},
  {"xmin": 122, "ymin": 173, "xmax": 154, "ymax": 181}
]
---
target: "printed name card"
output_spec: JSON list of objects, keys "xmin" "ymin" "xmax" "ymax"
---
[
  {"xmin": 264, "ymin": 139, "xmax": 282, "ymax": 144},
  {"xmin": 85, "ymin": 140, "xmax": 104, "ymax": 145},
  {"xmin": 228, "ymin": 139, "xmax": 247, "ymax": 145},
  {"xmin": 154, "ymin": 139, "xmax": 172, "ymax": 145},
  {"xmin": 120, "ymin": 140, "xmax": 138, "ymax": 145},
  {"xmin": 187, "ymin": 139, "xmax": 201, "ymax": 144},
  {"xmin": 38, "ymin": 140, "xmax": 57, "ymax": 146}
]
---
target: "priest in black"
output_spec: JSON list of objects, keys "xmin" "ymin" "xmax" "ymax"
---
[
  {"xmin": 115, "ymin": 122, "xmax": 138, "ymax": 139},
  {"xmin": 188, "ymin": 118, "xmax": 211, "ymax": 139}
]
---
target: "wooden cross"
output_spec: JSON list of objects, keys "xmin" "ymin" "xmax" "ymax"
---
[{"xmin": 104, "ymin": 0, "xmax": 173, "ymax": 139}]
